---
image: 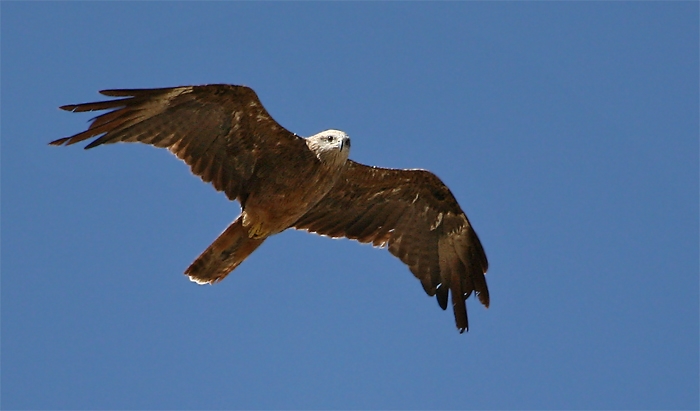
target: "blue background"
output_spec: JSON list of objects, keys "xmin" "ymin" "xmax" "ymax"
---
[{"xmin": 3, "ymin": 2, "xmax": 698, "ymax": 409}]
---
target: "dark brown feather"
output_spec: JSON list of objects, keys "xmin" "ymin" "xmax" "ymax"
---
[
  {"xmin": 293, "ymin": 160, "xmax": 489, "ymax": 332},
  {"xmin": 50, "ymin": 84, "xmax": 307, "ymax": 202}
]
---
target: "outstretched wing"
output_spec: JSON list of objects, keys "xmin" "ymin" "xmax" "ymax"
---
[
  {"xmin": 293, "ymin": 160, "xmax": 489, "ymax": 332},
  {"xmin": 50, "ymin": 84, "xmax": 308, "ymax": 203}
]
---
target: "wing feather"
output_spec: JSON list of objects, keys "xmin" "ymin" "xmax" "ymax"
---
[
  {"xmin": 354, "ymin": 204, "xmax": 392, "ymax": 241},
  {"xmin": 293, "ymin": 160, "xmax": 489, "ymax": 332},
  {"xmin": 51, "ymin": 84, "xmax": 307, "ymax": 202}
]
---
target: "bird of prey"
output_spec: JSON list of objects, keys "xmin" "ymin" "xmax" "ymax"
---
[{"xmin": 51, "ymin": 84, "xmax": 489, "ymax": 332}]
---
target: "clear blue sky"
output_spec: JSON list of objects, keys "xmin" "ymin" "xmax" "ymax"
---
[{"xmin": 2, "ymin": 2, "xmax": 698, "ymax": 409}]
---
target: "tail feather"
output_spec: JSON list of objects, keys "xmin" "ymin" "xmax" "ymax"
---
[{"xmin": 186, "ymin": 216, "xmax": 265, "ymax": 284}]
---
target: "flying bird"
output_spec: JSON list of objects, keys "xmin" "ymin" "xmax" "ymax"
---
[{"xmin": 51, "ymin": 84, "xmax": 489, "ymax": 332}]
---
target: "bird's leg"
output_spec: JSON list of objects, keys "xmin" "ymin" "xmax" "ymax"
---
[
  {"xmin": 247, "ymin": 221, "xmax": 269, "ymax": 239},
  {"xmin": 241, "ymin": 211, "xmax": 270, "ymax": 239}
]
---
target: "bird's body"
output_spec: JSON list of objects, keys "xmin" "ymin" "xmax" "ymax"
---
[
  {"xmin": 52, "ymin": 84, "xmax": 489, "ymax": 332},
  {"xmin": 237, "ymin": 129, "xmax": 351, "ymax": 240}
]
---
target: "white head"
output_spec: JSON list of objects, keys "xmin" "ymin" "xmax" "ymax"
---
[{"xmin": 305, "ymin": 129, "xmax": 351, "ymax": 166}]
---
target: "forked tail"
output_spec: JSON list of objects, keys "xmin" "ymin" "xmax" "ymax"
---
[{"xmin": 185, "ymin": 216, "xmax": 265, "ymax": 284}]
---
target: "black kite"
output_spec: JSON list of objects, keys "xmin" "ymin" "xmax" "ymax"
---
[{"xmin": 51, "ymin": 84, "xmax": 489, "ymax": 332}]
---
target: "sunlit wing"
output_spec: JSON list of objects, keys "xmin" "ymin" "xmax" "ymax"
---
[
  {"xmin": 51, "ymin": 84, "xmax": 307, "ymax": 203},
  {"xmin": 293, "ymin": 160, "xmax": 489, "ymax": 332}
]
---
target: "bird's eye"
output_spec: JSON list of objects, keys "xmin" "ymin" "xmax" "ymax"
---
[{"xmin": 326, "ymin": 136, "xmax": 334, "ymax": 142}]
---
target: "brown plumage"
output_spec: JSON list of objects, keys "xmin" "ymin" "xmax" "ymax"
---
[{"xmin": 51, "ymin": 84, "xmax": 489, "ymax": 332}]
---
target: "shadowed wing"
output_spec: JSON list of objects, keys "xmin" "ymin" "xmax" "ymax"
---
[
  {"xmin": 50, "ymin": 84, "xmax": 307, "ymax": 203},
  {"xmin": 293, "ymin": 160, "xmax": 489, "ymax": 332}
]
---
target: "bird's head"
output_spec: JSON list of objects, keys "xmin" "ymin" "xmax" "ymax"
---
[{"xmin": 306, "ymin": 129, "xmax": 351, "ymax": 166}]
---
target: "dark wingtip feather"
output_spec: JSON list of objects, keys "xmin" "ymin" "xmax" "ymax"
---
[
  {"xmin": 478, "ymin": 290, "xmax": 490, "ymax": 308},
  {"xmin": 100, "ymin": 86, "xmax": 187, "ymax": 97},
  {"xmin": 59, "ymin": 104, "xmax": 79, "ymax": 112},
  {"xmin": 452, "ymin": 282, "xmax": 469, "ymax": 332},
  {"xmin": 435, "ymin": 284, "xmax": 448, "ymax": 310},
  {"xmin": 84, "ymin": 139, "xmax": 104, "ymax": 150},
  {"xmin": 59, "ymin": 99, "xmax": 129, "ymax": 113},
  {"xmin": 48, "ymin": 137, "xmax": 70, "ymax": 146},
  {"xmin": 100, "ymin": 89, "xmax": 139, "ymax": 97}
]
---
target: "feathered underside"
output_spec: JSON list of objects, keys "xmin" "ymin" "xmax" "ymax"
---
[
  {"xmin": 52, "ymin": 84, "xmax": 490, "ymax": 333},
  {"xmin": 294, "ymin": 160, "xmax": 489, "ymax": 332}
]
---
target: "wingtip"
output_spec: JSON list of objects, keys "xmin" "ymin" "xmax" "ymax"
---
[
  {"xmin": 477, "ymin": 289, "xmax": 490, "ymax": 308},
  {"xmin": 59, "ymin": 104, "xmax": 78, "ymax": 112},
  {"xmin": 99, "ymin": 89, "xmax": 132, "ymax": 97},
  {"xmin": 48, "ymin": 136, "xmax": 101, "ymax": 149},
  {"xmin": 481, "ymin": 300, "xmax": 490, "ymax": 309},
  {"xmin": 435, "ymin": 284, "xmax": 449, "ymax": 310},
  {"xmin": 48, "ymin": 137, "xmax": 69, "ymax": 146},
  {"xmin": 83, "ymin": 139, "xmax": 102, "ymax": 150}
]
